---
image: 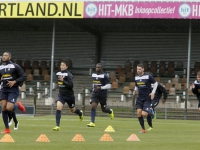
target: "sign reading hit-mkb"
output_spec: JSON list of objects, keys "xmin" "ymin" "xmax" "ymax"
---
[{"xmin": 84, "ymin": 2, "xmax": 200, "ymax": 19}]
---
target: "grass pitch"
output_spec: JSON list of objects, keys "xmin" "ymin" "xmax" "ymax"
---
[{"xmin": 0, "ymin": 115, "xmax": 199, "ymax": 150}]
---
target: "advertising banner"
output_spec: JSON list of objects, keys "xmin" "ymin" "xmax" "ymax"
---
[
  {"xmin": 84, "ymin": 2, "xmax": 200, "ymax": 19},
  {"xmin": 0, "ymin": 2, "xmax": 84, "ymax": 18}
]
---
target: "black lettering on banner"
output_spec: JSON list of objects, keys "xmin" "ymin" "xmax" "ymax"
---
[
  {"xmin": 17, "ymin": 3, "xmax": 24, "ymax": 16},
  {"xmin": 25, "ymin": 3, "xmax": 34, "ymax": 16},
  {"xmin": 36, "ymin": 3, "xmax": 46, "ymax": 16},
  {"xmin": 74, "ymin": 3, "xmax": 81, "ymax": 16},
  {"xmin": 48, "ymin": 3, "xmax": 58, "ymax": 16},
  {"xmin": 8, "ymin": 3, "xmax": 16, "ymax": 16},
  {"xmin": 0, "ymin": 3, "xmax": 6, "ymax": 16},
  {"xmin": 63, "ymin": 3, "xmax": 72, "ymax": 16}
]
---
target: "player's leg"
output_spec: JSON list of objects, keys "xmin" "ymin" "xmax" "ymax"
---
[
  {"xmin": 136, "ymin": 99, "xmax": 146, "ymax": 133},
  {"xmin": 100, "ymin": 98, "xmax": 114, "ymax": 119},
  {"xmin": 87, "ymin": 94, "xmax": 98, "ymax": 127},
  {"xmin": 1, "ymin": 99, "xmax": 11, "ymax": 133},
  {"xmin": 8, "ymin": 111, "xmax": 13, "ymax": 126},
  {"xmin": 52, "ymin": 95, "xmax": 64, "ymax": 131},
  {"xmin": 68, "ymin": 95, "xmax": 83, "ymax": 122},
  {"xmin": 198, "ymin": 101, "xmax": 200, "ymax": 112},
  {"xmin": 12, "ymin": 112, "xmax": 19, "ymax": 130}
]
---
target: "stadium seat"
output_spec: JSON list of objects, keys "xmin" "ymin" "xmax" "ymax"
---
[
  {"xmin": 169, "ymin": 87, "xmax": 176, "ymax": 95},
  {"xmin": 111, "ymin": 81, "xmax": 118, "ymax": 89},
  {"xmin": 118, "ymin": 76, "xmax": 125, "ymax": 84},
  {"xmin": 175, "ymin": 83, "xmax": 182, "ymax": 91},
  {"xmin": 123, "ymin": 86, "xmax": 130, "ymax": 95},
  {"xmin": 26, "ymin": 74, "xmax": 33, "ymax": 82},
  {"xmin": 33, "ymin": 69, "xmax": 40, "ymax": 76},
  {"xmin": 165, "ymin": 83, "xmax": 172, "ymax": 91},
  {"xmin": 42, "ymin": 69, "xmax": 49, "ymax": 76},
  {"xmin": 172, "ymin": 78, "xmax": 179, "ymax": 84},
  {"xmin": 129, "ymin": 82, "xmax": 135, "ymax": 90}
]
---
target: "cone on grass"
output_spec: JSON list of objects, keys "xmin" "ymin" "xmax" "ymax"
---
[
  {"xmin": 126, "ymin": 134, "xmax": 140, "ymax": 141},
  {"xmin": 99, "ymin": 133, "xmax": 114, "ymax": 141},
  {"xmin": 104, "ymin": 125, "xmax": 115, "ymax": 132},
  {"xmin": 0, "ymin": 134, "xmax": 15, "ymax": 142},
  {"xmin": 36, "ymin": 134, "xmax": 50, "ymax": 142},
  {"xmin": 71, "ymin": 134, "xmax": 85, "ymax": 141}
]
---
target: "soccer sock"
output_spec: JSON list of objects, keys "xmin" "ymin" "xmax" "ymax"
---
[
  {"xmin": 91, "ymin": 108, "xmax": 96, "ymax": 123},
  {"xmin": 2, "ymin": 111, "xmax": 9, "ymax": 128},
  {"xmin": 12, "ymin": 112, "xmax": 18, "ymax": 124},
  {"xmin": 56, "ymin": 110, "xmax": 61, "ymax": 126},
  {"xmin": 105, "ymin": 107, "xmax": 112, "ymax": 114},
  {"xmin": 138, "ymin": 116, "xmax": 145, "ymax": 130},
  {"xmin": 13, "ymin": 104, "xmax": 18, "ymax": 111},
  {"xmin": 8, "ymin": 112, "xmax": 12, "ymax": 122},
  {"xmin": 74, "ymin": 108, "xmax": 82, "ymax": 116},
  {"xmin": 147, "ymin": 115, "xmax": 153, "ymax": 128}
]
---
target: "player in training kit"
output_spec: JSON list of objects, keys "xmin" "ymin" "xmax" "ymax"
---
[
  {"xmin": 52, "ymin": 60, "xmax": 83, "ymax": 131},
  {"xmin": 133, "ymin": 64, "xmax": 158, "ymax": 133},
  {"xmin": 147, "ymin": 82, "xmax": 167, "ymax": 131},
  {"xmin": 87, "ymin": 63, "xmax": 114, "ymax": 127},
  {"xmin": 191, "ymin": 71, "xmax": 200, "ymax": 111},
  {"xmin": 0, "ymin": 52, "xmax": 26, "ymax": 133}
]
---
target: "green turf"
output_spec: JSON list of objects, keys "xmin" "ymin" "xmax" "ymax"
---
[{"xmin": 0, "ymin": 115, "xmax": 199, "ymax": 150}]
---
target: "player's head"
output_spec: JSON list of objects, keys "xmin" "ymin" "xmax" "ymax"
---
[
  {"xmin": 2, "ymin": 52, "xmax": 11, "ymax": 62},
  {"xmin": 60, "ymin": 60, "xmax": 69, "ymax": 71},
  {"xmin": 137, "ymin": 64, "xmax": 144, "ymax": 76},
  {"xmin": 96, "ymin": 63, "xmax": 102, "ymax": 74},
  {"xmin": 197, "ymin": 71, "xmax": 200, "ymax": 82}
]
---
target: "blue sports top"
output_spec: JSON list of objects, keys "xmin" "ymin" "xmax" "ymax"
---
[
  {"xmin": 92, "ymin": 72, "xmax": 109, "ymax": 94},
  {"xmin": 192, "ymin": 80, "xmax": 200, "ymax": 101},
  {"xmin": 135, "ymin": 72, "xmax": 156, "ymax": 96}
]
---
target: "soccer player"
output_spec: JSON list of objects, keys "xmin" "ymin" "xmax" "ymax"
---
[
  {"xmin": 8, "ymin": 83, "xmax": 26, "ymax": 130},
  {"xmin": 0, "ymin": 52, "xmax": 26, "ymax": 133},
  {"xmin": 133, "ymin": 64, "xmax": 158, "ymax": 133},
  {"xmin": 191, "ymin": 71, "xmax": 200, "ymax": 111},
  {"xmin": 52, "ymin": 60, "xmax": 83, "ymax": 131},
  {"xmin": 87, "ymin": 63, "xmax": 114, "ymax": 127},
  {"xmin": 147, "ymin": 82, "xmax": 167, "ymax": 131}
]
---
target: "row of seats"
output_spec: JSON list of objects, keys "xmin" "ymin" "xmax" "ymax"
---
[{"xmin": 13, "ymin": 59, "xmax": 73, "ymax": 70}]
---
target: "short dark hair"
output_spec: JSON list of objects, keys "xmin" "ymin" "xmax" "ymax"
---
[
  {"xmin": 197, "ymin": 71, "xmax": 200, "ymax": 76},
  {"xmin": 3, "ymin": 51, "xmax": 11, "ymax": 57},
  {"xmin": 61, "ymin": 59, "xmax": 69, "ymax": 66},
  {"xmin": 137, "ymin": 63, "xmax": 144, "ymax": 68}
]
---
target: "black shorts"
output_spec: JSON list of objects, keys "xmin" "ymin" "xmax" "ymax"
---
[
  {"xmin": 0, "ymin": 87, "xmax": 19, "ymax": 104},
  {"xmin": 90, "ymin": 93, "xmax": 107, "ymax": 106},
  {"xmin": 136, "ymin": 95, "xmax": 151, "ymax": 112},
  {"xmin": 57, "ymin": 94, "xmax": 75, "ymax": 108}
]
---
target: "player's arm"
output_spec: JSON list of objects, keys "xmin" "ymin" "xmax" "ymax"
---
[
  {"xmin": 15, "ymin": 64, "xmax": 27, "ymax": 83},
  {"xmin": 63, "ymin": 73, "xmax": 73, "ymax": 88},
  {"xmin": 133, "ymin": 86, "xmax": 138, "ymax": 95},
  {"xmin": 95, "ymin": 74, "xmax": 111, "ymax": 90},
  {"xmin": 159, "ymin": 84, "xmax": 168, "ymax": 103},
  {"xmin": 191, "ymin": 82, "xmax": 197, "ymax": 94}
]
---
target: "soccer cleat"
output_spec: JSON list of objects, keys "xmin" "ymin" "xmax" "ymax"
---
[
  {"xmin": 8, "ymin": 118, "xmax": 13, "ymax": 126},
  {"xmin": 52, "ymin": 126, "xmax": 60, "ymax": 131},
  {"xmin": 87, "ymin": 122, "xmax": 95, "ymax": 127},
  {"xmin": 14, "ymin": 122, "xmax": 19, "ymax": 130},
  {"xmin": 150, "ymin": 108, "xmax": 155, "ymax": 119},
  {"xmin": 1, "ymin": 128, "xmax": 11, "ymax": 134},
  {"xmin": 109, "ymin": 109, "xmax": 114, "ymax": 119},
  {"xmin": 147, "ymin": 127, "xmax": 153, "ymax": 131},
  {"xmin": 79, "ymin": 110, "xmax": 83, "ymax": 122},
  {"xmin": 17, "ymin": 102, "xmax": 26, "ymax": 113},
  {"xmin": 139, "ymin": 129, "xmax": 146, "ymax": 134}
]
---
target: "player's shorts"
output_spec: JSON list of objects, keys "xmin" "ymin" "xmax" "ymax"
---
[
  {"xmin": 90, "ymin": 93, "xmax": 107, "ymax": 106},
  {"xmin": 0, "ymin": 87, "xmax": 19, "ymax": 104},
  {"xmin": 57, "ymin": 94, "xmax": 75, "ymax": 108},
  {"xmin": 136, "ymin": 95, "xmax": 151, "ymax": 112},
  {"xmin": 151, "ymin": 99, "xmax": 159, "ymax": 108}
]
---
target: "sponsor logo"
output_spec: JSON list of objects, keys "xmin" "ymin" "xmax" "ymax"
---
[
  {"xmin": 85, "ymin": 3, "xmax": 97, "ymax": 17},
  {"xmin": 179, "ymin": 3, "xmax": 191, "ymax": 18}
]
